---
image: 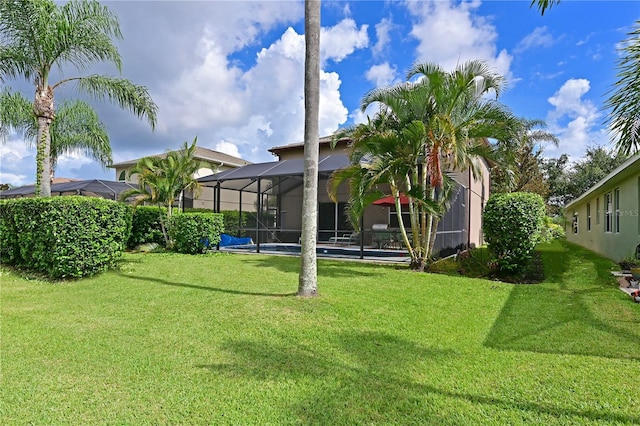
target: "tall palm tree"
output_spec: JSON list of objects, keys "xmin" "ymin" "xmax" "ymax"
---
[
  {"xmin": 119, "ymin": 138, "xmax": 214, "ymax": 245},
  {"xmin": 0, "ymin": 89, "xmax": 112, "ymax": 177},
  {"xmin": 605, "ymin": 20, "xmax": 640, "ymax": 156},
  {"xmin": 331, "ymin": 60, "xmax": 519, "ymax": 271},
  {"xmin": 0, "ymin": 0, "xmax": 157, "ymax": 196},
  {"xmin": 298, "ymin": 0, "xmax": 321, "ymax": 297}
]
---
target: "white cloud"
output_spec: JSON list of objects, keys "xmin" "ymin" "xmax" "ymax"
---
[
  {"xmin": 545, "ymin": 78, "xmax": 603, "ymax": 159},
  {"xmin": 515, "ymin": 26, "xmax": 555, "ymax": 53},
  {"xmin": 372, "ymin": 17, "xmax": 394, "ymax": 57},
  {"xmin": 214, "ymin": 141, "xmax": 242, "ymax": 158},
  {"xmin": 153, "ymin": 19, "xmax": 364, "ymax": 163},
  {"xmin": 320, "ymin": 18, "xmax": 369, "ymax": 64},
  {"xmin": 406, "ymin": 0, "xmax": 513, "ymax": 81},
  {"xmin": 0, "ymin": 138, "xmax": 34, "ymax": 186},
  {"xmin": 365, "ymin": 62, "xmax": 398, "ymax": 87},
  {"xmin": 350, "ymin": 103, "xmax": 380, "ymax": 126}
]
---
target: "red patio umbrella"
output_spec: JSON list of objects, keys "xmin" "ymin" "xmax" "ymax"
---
[{"xmin": 372, "ymin": 193, "xmax": 410, "ymax": 207}]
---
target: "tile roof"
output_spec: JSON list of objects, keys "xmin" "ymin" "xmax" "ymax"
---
[{"xmin": 110, "ymin": 146, "xmax": 251, "ymax": 168}]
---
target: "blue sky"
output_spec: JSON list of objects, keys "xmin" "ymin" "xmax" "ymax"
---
[{"xmin": 1, "ymin": 0, "xmax": 639, "ymax": 187}]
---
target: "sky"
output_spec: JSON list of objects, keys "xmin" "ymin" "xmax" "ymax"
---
[{"xmin": 1, "ymin": 0, "xmax": 639, "ymax": 187}]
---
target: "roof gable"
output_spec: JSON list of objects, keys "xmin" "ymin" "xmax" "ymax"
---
[{"xmin": 111, "ymin": 146, "xmax": 251, "ymax": 168}]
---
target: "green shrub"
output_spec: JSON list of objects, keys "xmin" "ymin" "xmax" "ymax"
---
[
  {"xmin": 483, "ymin": 192, "xmax": 546, "ymax": 275},
  {"xmin": 221, "ymin": 210, "xmax": 249, "ymax": 236},
  {"xmin": 128, "ymin": 206, "xmax": 167, "ymax": 248},
  {"xmin": 169, "ymin": 212, "xmax": 224, "ymax": 254},
  {"xmin": 0, "ymin": 197, "xmax": 132, "ymax": 278},
  {"xmin": 539, "ymin": 217, "xmax": 565, "ymax": 243},
  {"xmin": 0, "ymin": 200, "xmax": 20, "ymax": 263},
  {"xmin": 183, "ymin": 209, "xmax": 250, "ymax": 237}
]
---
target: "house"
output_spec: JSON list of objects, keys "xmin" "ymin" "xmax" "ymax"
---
[
  {"xmin": 0, "ymin": 178, "xmax": 138, "ymax": 200},
  {"xmin": 110, "ymin": 146, "xmax": 251, "ymax": 210},
  {"xmin": 565, "ymin": 153, "xmax": 640, "ymax": 262},
  {"xmin": 198, "ymin": 136, "xmax": 490, "ymax": 257}
]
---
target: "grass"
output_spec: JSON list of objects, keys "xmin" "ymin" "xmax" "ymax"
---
[{"xmin": 1, "ymin": 239, "xmax": 639, "ymax": 425}]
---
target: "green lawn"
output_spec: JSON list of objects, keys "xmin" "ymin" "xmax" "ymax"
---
[{"xmin": 1, "ymin": 240, "xmax": 639, "ymax": 425}]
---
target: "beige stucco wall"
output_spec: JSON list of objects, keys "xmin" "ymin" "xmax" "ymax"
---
[
  {"xmin": 566, "ymin": 170, "xmax": 640, "ymax": 262},
  {"xmin": 448, "ymin": 159, "xmax": 490, "ymax": 248}
]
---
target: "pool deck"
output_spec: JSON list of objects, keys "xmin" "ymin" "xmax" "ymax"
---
[{"xmin": 218, "ymin": 242, "xmax": 411, "ymax": 264}]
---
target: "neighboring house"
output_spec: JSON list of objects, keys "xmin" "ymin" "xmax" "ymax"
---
[
  {"xmin": 565, "ymin": 153, "xmax": 640, "ymax": 262},
  {"xmin": 199, "ymin": 136, "xmax": 491, "ymax": 256},
  {"xmin": 110, "ymin": 146, "xmax": 251, "ymax": 210}
]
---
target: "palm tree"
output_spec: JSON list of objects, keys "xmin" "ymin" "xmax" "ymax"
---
[
  {"xmin": 298, "ymin": 0, "xmax": 321, "ymax": 297},
  {"xmin": 331, "ymin": 60, "xmax": 519, "ymax": 271},
  {"xmin": 119, "ymin": 138, "xmax": 214, "ymax": 245},
  {"xmin": 531, "ymin": 0, "xmax": 561, "ymax": 15},
  {"xmin": 0, "ymin": 0, "xmax": 157, "ymax": 196},
  {"xmin": 605, "ymin": 20, "xmax": 640, "ymax": 156},
  {"xmin": 491, "ymin": 118, "xmax": 558, "ymax": 195},
  {"xmin": 0, "ymin": 89, "xmax": 112, "ymax": 177}
]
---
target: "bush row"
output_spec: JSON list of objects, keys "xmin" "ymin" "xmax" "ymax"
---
[{"xmin": 0, "ymin": 197, "xmax": 131, "ymax": 278}]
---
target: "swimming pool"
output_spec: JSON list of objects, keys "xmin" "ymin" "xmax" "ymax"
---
[{"xmin": 220, "ymin": 243, "xmax": 410, "ymax": 261}]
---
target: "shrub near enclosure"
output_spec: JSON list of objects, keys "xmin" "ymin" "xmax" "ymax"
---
[
  {"xmin": 128, "ymin": 206, "xmax": 167, "ymax": 248},
  {"xmin": 169, "ymin": 212, "xmax": 224, "ymax": 254},
  {"xmin": 483, "ymin": 192, "xmax": 546, "ymax": 275},
  {"xmin": 0, "ymin": 197, "xmax": 132, "ymax": 278}
]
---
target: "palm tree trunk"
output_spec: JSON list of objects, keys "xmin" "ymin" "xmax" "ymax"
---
[
  {"xmin": 34, "ymin": 86, "xmax": 55, "ymax": 197},
  {"xmin": 298, "ymin": 0, "xmax": 320, "ymax": 297}
]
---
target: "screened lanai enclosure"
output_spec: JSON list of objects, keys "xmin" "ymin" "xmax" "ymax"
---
[
  {"xmin": 0, "ymin": 179, "xmax": 137, "ymax": 200},
  {"xmin": 198, "ymin": 154, "xmax": 470, "ymax": 259}
]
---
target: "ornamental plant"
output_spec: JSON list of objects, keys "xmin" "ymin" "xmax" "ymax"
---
[{"xmin": 483, "ymin": 192, "xmax": 546, "ymax": 275}]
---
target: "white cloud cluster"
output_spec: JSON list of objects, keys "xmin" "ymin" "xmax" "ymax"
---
[
  {"xmin": 545, "ymin": 78, "xmax": 604, "ymax": 159},
  {"xmin": 365, "ymin": 62, "xmax": 399, "ymax": 88},
  {"xmin": 406, "ymin": 0, "xmax": 513, "ymax": 80},
  {"xmin": 155, "ymin": 18, "xmax": 368, "ymax": 163}
]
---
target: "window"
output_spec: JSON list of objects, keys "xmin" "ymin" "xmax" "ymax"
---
[
  {"xmin": 572, "ymin": 211, "xmax": 579, "ymax": 234},
  {"xmin": 605, "ymin": 192, "xmax": 612, "ymax": 233},
  {"xmin": 118, "ymin": 170, "xmax": 126, "ymax": 181},
  {"xmin": 587, "ymin": 203, "xmax": 591, "ymax": 231},
  {"xmin": 615, "ymin": 188, "xmax": 620, "ymax": 233},
  {"xmin": 389, "ymin": 207, "xmax": 411, "ymax": 228},
  {"xmin": 596, "ymin": 197, "xmax": 600, "ymax": 225}
]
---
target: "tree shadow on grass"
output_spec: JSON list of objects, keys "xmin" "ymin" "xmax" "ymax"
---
[
  {"xmin": 242, "ymin": 256, "xmax": 383, "ymax": 278},
  {"xmin": 196, "ymin": 330, "xmax": 639, "ymax": 424},
  {"xmin": 115, "ymin": 272, "xmax": 296, "ymax": 297},
  {"xmin": 485, "ymin": 241, "xmax": 640, "ymax": 360}
]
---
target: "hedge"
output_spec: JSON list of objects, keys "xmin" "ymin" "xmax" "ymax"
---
[
  {"xmin": 0, "ymin": 197, "xmax": 132, "ymax": 278},
  {"xmin": 184, "ymin": 209, "xmax": 250, "ymax": 236},
  {"xmin": 128, "ymin": 205, "xmax": 167, "ymax": 248},
  {"xmin": 169, "ymin": 212, "xmax": 224, "ymax": 254},
  {"xmin": 483, "ymin": 192, "xmax": 546, "ymax": 275}
]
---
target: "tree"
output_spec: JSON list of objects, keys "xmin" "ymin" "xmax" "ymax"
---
[
  {"xmin": 491, "ymin": 118, "xmax": 558, "ymax": 199},
  {"xmin": 0, "ymin": 0, "xmax": 157, "ymax": 196},
  {"xmin": 542, "ymin": 147, "xmax": 628, "ymax": 212},
  {"xmin": 0, "ymin": 89, "xmax": 111, "ymax": 177},
  {"xmin": 119, "ymin": 138, "xmax": 214, "ymax": 245},
  {"xmin": 605, "ymin": 20, "xmax": 640, "ymax": 156},
  {"xmin": 331, "ymin": 60, "xmax": 519, "ymax": 271},
  {"xmin": 530, "ymin": 0, "xmax": 561, "ymax": 15},
  {"xmin": 298, "ymin": 0, "xmax": 320, "ymax": 297}
]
